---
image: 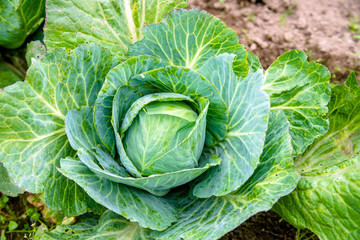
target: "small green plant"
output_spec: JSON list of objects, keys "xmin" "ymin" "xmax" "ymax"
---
[
  {"xmin": 304, "ymin": 49, "xmax": 322, "ymax": 63},
  {"xmin": 349, "ymin": 15, "xmax": 360, "ymax": 32},
  {"xmin": 241, "ymin": 28, "xmax": 252, "ymax": 42},
  {"xmin": 245, "ymin": 11, "xmax": 256, "ymax": 22},
  {"xmin": 349, "ymin": 14, "xmax": 360, "ymax": 39},
  {"xmin": 0, "ymin": 194, "xmax": 57, "ymax": 239},
  {"xmin": 280, "ymin": 3, "xmax": 296, "ymax": 27},
  {"xmin": 296, "ymin": 228, "xmax": 316, "ymax": 240}
]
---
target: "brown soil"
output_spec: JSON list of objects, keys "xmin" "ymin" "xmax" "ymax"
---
[
  {"xmin": 0, "ymin": 193, "xmax": 41, "ymax": 239},
  {"xmin": 189, "ymin": 0, "xmax": 360, "ymax": 81},
  {"xmin": 220, "ymin": 211, "xmax": 318, "ymax": 240}
]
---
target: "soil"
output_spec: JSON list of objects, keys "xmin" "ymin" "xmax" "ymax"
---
[
  {"xmin": 0, "ymin": 193, "xmax": 42, "ymax": 239},
  {"xmin": 220, "ymin": 211, "xmax": 318, "ymax": 240},
  {"xmin": 1, "ymin": 195, "xmax": 316, "ymax": 240},
  {"xmin": 189, "ymin": 0, "xmax": 360, "ymax": 81}
]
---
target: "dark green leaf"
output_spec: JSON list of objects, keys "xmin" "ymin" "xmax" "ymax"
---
[
  {"xmin": 0, "ymin": 44, "xmax": 116, "ymax": 216},
  {"xmin": 263, "ymin": 50, "xmax": 331, "ymax": 156},
  {"xmin": 45, "ymin": 0, "xmax": 187, "ymax": 58},
  {"xmin": 59, "ymin": 157, "xmax": 177, "ymax": 231},
  {"xmin": 38, "ymin": 211, "xmax": 151, "ymax": 240},
  {"xmin": 0, "ymin": 163, "xmax": 23, "ymax": 197},
  {"xmin": 128, "ymin": 9, "xmax": 248, "ymax": 77},
  {"xmin": 273, "ymin": 73, "xmax": 360, "ymax": 240},
  {"xmin": 0, "ymin": 0, "xmax": 45, "ymax": 49},
  {"xmin": 192, "ymin": 54, "xmax": 269, "ymax": 197}
]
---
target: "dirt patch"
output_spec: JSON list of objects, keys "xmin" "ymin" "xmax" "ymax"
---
[
  {"xmin": 220, "ymin": 211, "xmax": 318, "ymax": 240},
  {"xmin": 0, "ymin": 193, "xmax": 60, "ymax": 240},
  {"xmin": 0, "ymin": 193, "xmax": 38, "ymax": 239},
  {"xmin": 189, "ymin": 0, "xmax": 360, "ymax": 80}
]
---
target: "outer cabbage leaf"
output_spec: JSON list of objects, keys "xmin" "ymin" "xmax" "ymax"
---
[
  {"xmin": 65, "ymin": 106, "xmax": 102, "ymax": 152},
  {"xmin": 0, "ymin": 0, "xmax": 45, "ymax": 49},
  {"xmin": 192, "ymin": 54, "xmax": 269, "ymax": 197},
  {"xmin": 112, "ymin": 86, "xmax": 143, "ymax": 177},
  {"xmin": 59, "ymin": 156, "xmax": 177, "ymax": 231},
  {"xmin": 274, "ymin": 156, "xmax": 360, "ymax": 240},
  {"xmin": 0, "ymin": 162, "xmax": 23, "ymax": 197},
  {"xmin": 295, "ymin": 73, "xmax": 360, "ymax": 171},
  {"xmin": 0, "ymin": 44, "xmax": 117, "ymax": 216},
  {"xmin": 38, "ymin": 211, "xmax": 151, "ymax": 240},
  {"xmin": 78, "ymin": 147, "xmax": 220, "ymax": 196},
  {"xmin": 93, "ymin": 147, "xmax": 130, "ymax": 178},
  {"xmin": 25, "ymin": 40, "xmax": 47, "ymax": 66},
  {"xmin": 128, "ymin": 9, "xmax": 248, "ymax": 78},
  {"xmin": 246, "ymin": 51, "xmax": 262, "ymax": 74},
  {"xmin": 0, "ymin": 59, "xmax": 23, "ymax": 88},
  {"xmin": 273, "ymin": 73, "xmax": 360, "ymax": 240},
  {"xmin": 263, "ymin": 50, "xmax": 331, "ymax": 156},
  {"xmin": 44, "ymin": 0, "xmax": 187, "ymax": 58}
]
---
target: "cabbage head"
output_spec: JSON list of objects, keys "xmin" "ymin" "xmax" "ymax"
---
[{"xmin": 0, "ymin": 1, "xmax": 332, "ymax": 239}]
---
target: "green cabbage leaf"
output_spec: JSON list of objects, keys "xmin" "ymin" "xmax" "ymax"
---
[
  {"xmin": 0, "ymin": 0, "xmax": 45, "ymax": 49},
  {"xmin": 273, "ymin": 73, "xmax": 360, "ymax": 240},
  {"xmin": 44, "ymin": 0, "xmax": 187, "ymax": 59}
]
